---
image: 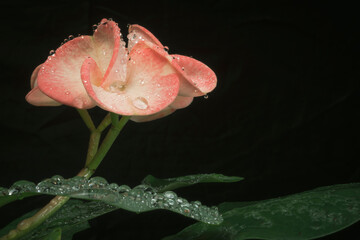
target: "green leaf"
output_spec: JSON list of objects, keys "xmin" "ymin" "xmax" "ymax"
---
[
  {"xmin": 0, "ymin": 181, "xmax": 39, "ymax": 208},
  {"xmin": 0, "ymin": 200, "xmax": 111, "ymax": 240},
  {"xmin": 0, "ymin": 175, "xmax": 222, "ymax": 225},
  {"xmin": 142, "ymin": 173, "xmax": 243, "ymax": 192},
  {"xmin": 163, "ymin": 183, "xmax": 360, "ymax": 240},
  {"xmin": 41, "ymin": 228, "xmax": 61, "ymax": 240}
]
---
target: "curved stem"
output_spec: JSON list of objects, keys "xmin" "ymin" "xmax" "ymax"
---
[
  {"xmin": 87, "ymin": 115, "xmax": 130, "ymax": 171},
  {"xmin": 85, "ymin": 131, "xmax": 100, "ymax": 166},
  {"xmin": 97, "ymin": 113, "xmax": 112, "ymax": 132},
  {"xmin": 76, "ymin": 109, "xmax": 96, "ymax": 132}
]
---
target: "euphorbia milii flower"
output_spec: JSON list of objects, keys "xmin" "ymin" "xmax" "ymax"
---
[{"xmin": 26, "ymin": 19, "xmax": 217, "ymax": 122}]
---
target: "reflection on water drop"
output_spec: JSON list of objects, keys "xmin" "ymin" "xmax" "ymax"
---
[
  {"xmin": 204, "ymin": 94, "xmax": 209, "ymax": 99},
  {"xmin": 65, "ymin": 91, "xmax": 70, "ymax": 95},
  {"xmin": 164, "ymin": 191, "xmax": 177, "ymax": 199},
  {"xmin": 133, "ymin": 97, "xmax": 148, "ymax": 110},
  {"xmin": 108, "ymin": 81, "xmax": 125, "ymax": 93}
]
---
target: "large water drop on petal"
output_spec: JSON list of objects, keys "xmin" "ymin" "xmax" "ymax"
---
[{"xmin": 132, "ymin": 97, "xmax": 148, "ymax": 110}]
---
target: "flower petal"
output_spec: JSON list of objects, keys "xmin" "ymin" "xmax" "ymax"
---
[
  {"xmin": 130, "ymin": 96, "xmax": 193, "ymax": 122},
  {"xmin": 127, "ymin": 24, "xmax": 164, "ymax": 51},
  {"xmin": 37, "ymin": 18, "xmax": 121, "ymax": 109},
  {"xmin": 30, "ymin": 64, "xmax": 42, "ymax": 88},
  {"xmin": 81, "ymin": 41, "xmax": 180, "ymax": 116},
  {"xmin": 169, "ymin": 95, "xmax": 193, "ymax": 109},
  {"xmin": 25, "ymin": 87, "xmax": 61, "ymax": 106},
  {"xmin": 127, "ymin": 25, "xmax": 217, "ymax": 97},
  {"xmin": 26, "ymin": 64, "xmax": 61, "ymax": 106},
  {"xmin": 171, "ymin": 55, "xmax": 217, "ymax": 96},
  {"xmin": 37, "ymin": 36, "xmax": 97, "ymax": 109},
  {"xmin": 130, "ymin": 107, "xmax": 175, "ymax": 122},
  {"xmin": 93, "ymin": 19, "xmax": 122, "ymax": 84}
]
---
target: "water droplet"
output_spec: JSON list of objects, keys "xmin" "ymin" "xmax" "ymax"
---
[
  {"xmin": 68, "ymin": 35, "xmax": 74, "ymax": 40},
  {"xmin": 103, "ymin": 51, "xmax": 106, "ymax": 56},
  {"xmin": 49, "ymin": 50, "xmax": 55, "ymax": 55},
  {"xmin": 140, "ymin": 80, "xmax": 145, "ymax": 85},
  {"xmin": 164, "ymin": 191, "xmax": 177, "ymax": 199},
  {"xmin": 181, "ymin": 67, "xmax": 185, "ymax": 71},
  {"xmin": 204, "ymin": 94, "xmax": 209, "ymax": 99},
  {"xmin": 65, "ymin": 91, "xmax": 70, "ymax": 95},
  {"xmin": 118, "ymin": 185, "xmax": 131, "ymax": 192},
  {"xmin": 132, "ymin": 97, "xmax": 148, "ymax": 110},
  {"xmin": 156, "ymin": 83, "xmax": 161, "ymax": 87},
  {"xmin": 109, "ymin": 81, "xmax": 125, "ymax": 92},
  {"xmin": 164, "ymin": 46, "xmax": 169, "ymax": 51},
  {"xmin": 92, "ymin": 24, "xmax": 98, "ymax": 31}
]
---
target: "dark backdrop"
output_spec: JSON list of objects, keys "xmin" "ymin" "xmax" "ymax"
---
[{"xmin": 0, "ymin": 1, "xmax": 359, "ymax": 239}]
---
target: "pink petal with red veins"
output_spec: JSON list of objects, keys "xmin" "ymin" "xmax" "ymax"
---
[
  {"xmin": 26, "ymin": 87, "xmax": 61, "ymax": 106},
  {"xmin": 37, "ymin": 36, "xmax": 97, "ymax": 109},
  {"xmin": 37, "ymin": 18, "xmax": 121, "ymax": 109},
  {"xmin": 127, "ymin": 24, "xmax": 164, "ymax": 51},
  {"xmin": 93, "ymin": 19, "xmax": 122, "ymax": 83},
  {"xmin": 82, "ymin": 41, "xmax": 179, "ymax": 116},
  {"xmin": 100, "ymin": 30, "xmax": 128, "ymax": 90},
  {"xmin": 171, "ymin": 55, "xmax": 217, "ymax": 97},
  {"xmin": 26, "ymin": 64, "xmax": 61, "ymax": 106}
]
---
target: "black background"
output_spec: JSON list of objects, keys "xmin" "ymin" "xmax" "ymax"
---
[{"xmin": 0, "ymin": 0, "xmax": 359, "ymax": 239}]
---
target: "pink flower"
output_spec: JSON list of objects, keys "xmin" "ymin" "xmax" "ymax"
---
[{"xmin": 26, "ymin": 19, "xmax": 217, "ymax": 122}]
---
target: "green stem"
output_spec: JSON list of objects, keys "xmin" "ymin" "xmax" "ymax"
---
[
  {"xmin": 0, "ymin": 113, "xmax": 130, "ymax": 240},
  {"xmin": 87, "ymin": 115, "xmax": 130, "ymax": 171},
  {"xmin": 97, "ymin": 113, "xmax": 112, "ymax": 132},
  {"xmin": 85, "ymin": 131, "xmax": 101, "ymax": 166},
  {"xmin": 76, "ymin": 109, "xmax": 96, "ymax": 132}
]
